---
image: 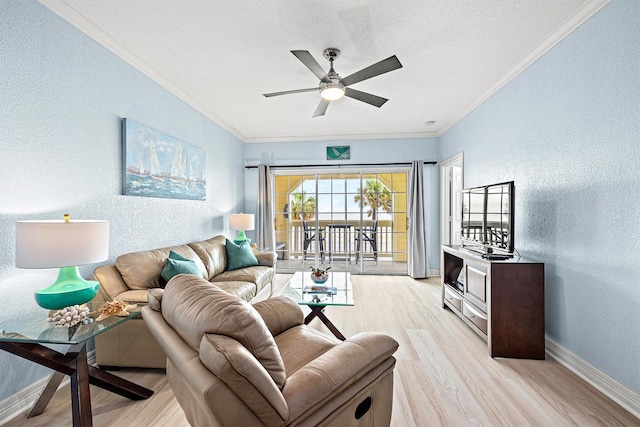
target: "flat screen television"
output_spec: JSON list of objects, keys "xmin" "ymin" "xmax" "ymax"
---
[{"xmin": 460, "ymin": 181, "xmax": 514, "ymax": 257}]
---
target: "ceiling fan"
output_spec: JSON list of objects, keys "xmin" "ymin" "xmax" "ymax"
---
[{"xmin": 263, "ymin": 48, "xmax": 402, "ymax": 118}]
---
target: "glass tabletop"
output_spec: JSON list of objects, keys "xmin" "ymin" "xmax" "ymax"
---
[
  {"xmin": 0, "ymin": 300, "xmax": 142, "ymax": 345},
  {"xmin": 278, "ymin": 271, "xmax": 353, "ymax": 306}
]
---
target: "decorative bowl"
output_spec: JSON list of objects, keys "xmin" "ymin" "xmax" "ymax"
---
[{"xmin": 310, "ymin": 272, "xmax": 329, "ymax": 284}]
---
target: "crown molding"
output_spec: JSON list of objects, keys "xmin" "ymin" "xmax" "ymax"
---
[
  {"xmin": 39, "ymin": 0, "xmax": 610, "ymax": 144},
  {"xmin": 38, "ymin": 0, "xmax": 247, "ymax": 143},
  {"xmin": 244, "ymin": 131, "xmax": 437, "ymax": 144},
  {"xmin": 438, "ymin": 0, "xmax": 611, "ymax": 136}
]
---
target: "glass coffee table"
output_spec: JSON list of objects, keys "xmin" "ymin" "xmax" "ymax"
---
[
  {"xmin": 277, "ymin": 271, "xmax": 353, "ymax": 340},
  {"xmin": 0, "ymin": 301, "xmax": 153, "ymax": 427}
]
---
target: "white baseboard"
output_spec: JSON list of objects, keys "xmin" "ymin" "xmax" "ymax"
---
[
  {"xmin": 0, "ymin": 349, "xmax": 96, "ymax": 425},
  {"xmin": 0, "ymin": 375, "xmax": 51, "ymax": 425},
  {"xmin": 546, "ymin": 338, "xmax": 640, "ymax": 419}
]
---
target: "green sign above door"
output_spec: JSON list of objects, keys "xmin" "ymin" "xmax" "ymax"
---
[{"xmin": 326, "ymin": 146, "xmax": 350, "ymax": 160}]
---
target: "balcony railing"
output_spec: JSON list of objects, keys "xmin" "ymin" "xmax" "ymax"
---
[{"xmin": 281, "ymin": 219, "xmax": 394, "ymax": 262}]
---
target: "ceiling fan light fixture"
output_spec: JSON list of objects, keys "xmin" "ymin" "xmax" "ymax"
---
[{"xmin": 321, "ymin": 84, "xmax": 345, "ymax": 101}]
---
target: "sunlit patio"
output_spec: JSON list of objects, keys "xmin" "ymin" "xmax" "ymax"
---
[{"xmin": 274, "ymin": 219, "xmax": 408, "ymax": 275}]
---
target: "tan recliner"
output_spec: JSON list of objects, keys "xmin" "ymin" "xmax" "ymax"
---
[{"xmin": 142, "ymin": 274, "xmax": 398, "ymax": 426}]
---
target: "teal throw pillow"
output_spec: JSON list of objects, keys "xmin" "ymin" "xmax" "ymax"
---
[
  {"xmin": 225, "ymin": 239, "xmax": 259, "ymax": 271},
  {"xmin": 161, "ymin": 251, "xmax": 201, "ymax": 284},
  {"xmin": 167, "ymin": 250, "xmax": 191, "ymax": 262}
]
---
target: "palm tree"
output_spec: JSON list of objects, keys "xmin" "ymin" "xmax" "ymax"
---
[
  {"xmin": 354, "ymin": 179, "xmax": 392, "ymax": 220},
  {"xmin": 290, "ymin": 191, "xmax": 316, "ymax": 220}
]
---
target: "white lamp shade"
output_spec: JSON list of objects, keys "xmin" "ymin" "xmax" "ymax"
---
[
  {"xmin": 229, "ymin": 213, "xmax": 255, "ymax": 231},
  {"xmin": 16, "ymin": 220, "xmax": 109, "ymax": 269}
]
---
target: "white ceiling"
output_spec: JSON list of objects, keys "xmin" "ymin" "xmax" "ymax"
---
[{"xmin": 40, "ymin": 0, "xmax": 608, "ymax": 143}]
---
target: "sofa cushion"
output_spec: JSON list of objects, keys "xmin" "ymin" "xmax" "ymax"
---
[
  {"xmin": 162, "ymin": 274, "xmax": 286, "ymax": 388},
  {"xmin": 187, "ymin": 236, "xmax": 227, "ymax": 280},
  {"xmin": 160, "ymin": 251, "xmax": 202, "ymax": 283},
  {"xmin": 115, "ymin": 244, "xmax": 207, "ymax": 290},
  {"xmin": 214, "ymin": 281, "xmax": 257, "ymax": 301},
  {"xmin": 210, "ymin": 265, "xmax": 273, "ymax": 294},
  {"xmin": 225, "ymin": 239, "xmax": 259, "ymax": 271}
]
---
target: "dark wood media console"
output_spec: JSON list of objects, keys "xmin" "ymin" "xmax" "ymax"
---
[{"xmin": 441, "ymin": 245, "xmax": 545, "ymax": 359}]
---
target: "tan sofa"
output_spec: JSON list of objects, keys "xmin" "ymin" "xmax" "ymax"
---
[
  {"xmin": 93, "ymin": 235, "xmax": 277, "ymax": 368},
  {"xmin": 143, "ymin": 274, "xmax": 398, "ymax": 426}
]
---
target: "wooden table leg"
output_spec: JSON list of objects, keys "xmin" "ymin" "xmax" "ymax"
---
[
  {"xmin": 304, "ymin": 306, "xmax": 346, "ymax": 341},
  {"xmin": 87, "ymin": 365, "xmax": 153, "ymax": 400},
  {"xmin": 0, "ymin": 341, "xmax": 153, "ymax": 424},
  {"xmin": 68, "ymin": 343, "xmax": 92, "ymax": 427}
]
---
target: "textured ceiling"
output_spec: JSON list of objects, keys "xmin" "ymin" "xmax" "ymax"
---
[{"xmin": 40, "ymin": 0, "xmax": 607, "ymax": 143}]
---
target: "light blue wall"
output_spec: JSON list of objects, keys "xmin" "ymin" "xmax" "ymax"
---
[
  {"xmin": 440, "ymin": 0, "xmax": 639, "ymax": 392},
  {"xmin": 244, "ymin": 138, "xmax": 441, "ymax": 271},
  {"xmin": 0, "ymin": 1, "xmax": 245, "ymax": 400}
]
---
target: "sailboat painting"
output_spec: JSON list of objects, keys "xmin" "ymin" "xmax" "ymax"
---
[{"xmin": 122, "ymin": 118, "xmax": 206, "ymax": 200}]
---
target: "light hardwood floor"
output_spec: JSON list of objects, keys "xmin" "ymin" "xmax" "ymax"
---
[{"xmin": 4, "ymin": 275, "xmax": 638, "ymax": 426}]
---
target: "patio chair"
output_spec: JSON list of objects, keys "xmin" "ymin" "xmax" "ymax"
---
[
  {"xmin": 302, "ymin": 220, "xmax": 325, "ymax": 261},
  {"xmin": 354, "ymin": 221, "xmax": 378, "ymax": 263}
]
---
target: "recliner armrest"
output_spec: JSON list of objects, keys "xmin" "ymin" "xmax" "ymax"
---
[
  {"xmin": 253, "ymin": 296, "xmax": 304, "ymax": 336},
  {"xmin": 281, "ymin": 332, "xmax": 398, "ymax": 418}
]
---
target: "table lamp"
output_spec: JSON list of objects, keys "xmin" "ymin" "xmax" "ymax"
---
[
  {"xmin": 16, "ymin": 214, "xmax": 109, "ymax": 310},
  {"xmin": 229, "ymin": 213, "xmax": 254, "ymax": 245}
]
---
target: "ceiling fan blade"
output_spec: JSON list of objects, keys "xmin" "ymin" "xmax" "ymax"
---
[
  {"xmin": 344, "ymin": 88, "xmax": 388, "ymax": 108},
  {"xmin": 313, "ymin": 99, "xmax": 330, "ymax": 117},
  {"xmin": 341, "ymin": 55, "xmax": 402, "ymax": 87},
  {"xmin": 291, "ymin": 50, "xmax": 330, "ymax": 83},
  {"xmin": 263, "ymin": 87, "xmax": 318, "ymax": 97}
]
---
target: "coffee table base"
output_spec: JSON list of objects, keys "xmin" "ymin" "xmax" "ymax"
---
[{"xmin": 304, "ymin": 306, "xmax": 346, "ymax": 341}]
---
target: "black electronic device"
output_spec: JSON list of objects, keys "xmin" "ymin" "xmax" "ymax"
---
[
  {"xmin": 482, "ymin": 253, "xmax": 510, "ymax": 260},
  {"xmin": 461, "ymin": 181, "xmax": 515, "ymax": 256}
]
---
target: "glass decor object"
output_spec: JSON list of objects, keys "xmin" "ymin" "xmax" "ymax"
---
[
  {"xmin": 229, "ymin": 213, "xmax": 255, "ymax": 245},
  {"xmin": 16, "ymin": 214, "xmax": 109, "ymax": 310},
  {"xmin": 309, "ymin": 266, "xmax": 331, "ymax": 284}
]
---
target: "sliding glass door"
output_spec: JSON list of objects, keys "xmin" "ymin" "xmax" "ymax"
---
[{"xmin": 274, "ymin": 169, "xmax": 408, "ymax": 275}]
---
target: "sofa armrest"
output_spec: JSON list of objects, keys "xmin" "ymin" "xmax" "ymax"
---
[
  {"xmin": 147, "ymin": 288, "xmax": 164, "ymax": 311},
  {"xmin": 254, "ymin": 251, "xmax": 277, "ymax": 267},
  {"xmin": 252, "ymin": 296, "xmax": 304, "ymax": 336},
  {"xmin": 95, "ymin": 264, "xmax": 129, "ymax": 299},
  {"xmin": 281, "ymin": 332, "xmax": 398, "ymax": 418}
]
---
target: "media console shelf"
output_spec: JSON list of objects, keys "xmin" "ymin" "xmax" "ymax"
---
[{"xmin": 441, "ymin": 245, "xmax": 545, "ymax": 359}]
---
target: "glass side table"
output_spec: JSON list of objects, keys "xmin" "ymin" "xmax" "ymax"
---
[
  {"xmin": 277, "ymin": 271, "xmax": 353, "ymax": 340},
  {"xmin": 0, "ymin": 301, "xmax": 153, "ymax": 427}
]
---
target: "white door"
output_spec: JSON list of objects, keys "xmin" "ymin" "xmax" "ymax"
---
[{"xmin": 440, "ymin": 153, "xmax": 464, "ymax": 246}]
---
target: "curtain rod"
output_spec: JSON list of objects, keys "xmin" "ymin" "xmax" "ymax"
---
[{"xmin": 244, "ymin": 161, "xmax": 437, "ymax": 169}]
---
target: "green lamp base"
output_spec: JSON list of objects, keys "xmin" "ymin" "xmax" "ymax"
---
[
  {"xmin": 34, "ymin": 266, "xmax": 100, "ymax": 310},
  {"xmin": 233, "ymin": 230, "xmax": 251, "ymax": 246}
]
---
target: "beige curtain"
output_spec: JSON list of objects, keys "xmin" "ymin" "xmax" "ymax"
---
[
  {"xmin": 256, "ymin": 164, "xmax": 275, "ymax": 250},
  {"xmin": 408, "ymin": 161, "xmax": 428, "ymax": 278}
]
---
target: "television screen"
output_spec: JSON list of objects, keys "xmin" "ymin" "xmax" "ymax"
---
[
  {"xmin": 461, "ymin": 186, "xmax": 485, "ymax": 243},
  {"xmin": 461, "ymin": 181, "xmax": 514, "ymax": 254},
  {"xmin": 485, "ymin": 182, "xmax": 514, "ymax": 251}
]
